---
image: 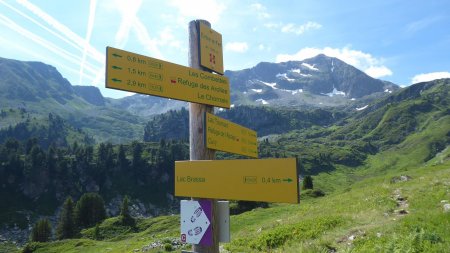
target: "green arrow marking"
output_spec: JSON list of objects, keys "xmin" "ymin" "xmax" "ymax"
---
[
  {"xmin": 283, "ymin": 178, "xmax": 293, "ymax": 183},
  {"xmin": 111, "ymin": 78, "xmax": 122, "ymax": 83},
  {"xmin": 112, "ymin": 66, "xmax": 122, "ymax": 70},
  {"xmin": 112, "ymin": 53, "xmax": 122, "ymax": 58}
]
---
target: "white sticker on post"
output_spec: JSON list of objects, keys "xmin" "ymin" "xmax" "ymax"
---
[{"xmin": 180, "ymin": 200, "xmax": 212, "ymax": 246}]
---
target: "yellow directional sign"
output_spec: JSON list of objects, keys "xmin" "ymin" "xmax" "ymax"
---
[
  {"xmin": 175, "ymin": 158, "xmax": 299, "ymax": 203},
  {"xmin": 205, "ymin": 113, "xmax": 257, "ymax": 158},
  {"xmin": 106, "ymin": 47, "xmax": 230, "ymax": 108},
  {"xmin": 199, "ymin": 23, "xmax": 224, "ymax": 75}
]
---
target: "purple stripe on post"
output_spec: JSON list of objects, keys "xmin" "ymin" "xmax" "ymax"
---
[{"xmin": 198, "ymin": 199, "xmax": 212, "ymax": 246}]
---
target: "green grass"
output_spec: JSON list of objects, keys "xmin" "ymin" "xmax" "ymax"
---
[
  {"xmin": 12, "ymin": 155, "xmax": 448, "ymax": 253},
  {"xmin": 2, "ymin": 80, "xmax": 448, "ymax": 252}
]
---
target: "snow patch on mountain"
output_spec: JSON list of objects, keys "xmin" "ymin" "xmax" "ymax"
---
[
  {"xmin": 290, "ymin": 68, "xmax": 301, "ymax": 73},
  {"xmin": 256, "ymin": 99, "xmax": 269, "ymax": 105},
  {"xmin": 251, "ymin": 89, "xmax": 263, "ymax": 93},
  {"xmin": 281, "ymin": 89, "xmax": 303, "ymax": 95},
  {"xmin": 331, "ymin": 60, "xmax": 335, "ymax": 72},
  {"xmin": 323, "ymin": 87, "xmax": 346, "ymax": 97},
  {"xmin": 356, "ymin": 105, "xmax": 369, "ymax": 111},
  {"xmin": 259, "ymin": 81, "xmax": 278, "ymax": 89},
  {"xmin": 384, "ymin": 89, "xmax": 392, "ymax": 93},
  {"xmin": 302, "ymin": 63, "xmax": 319, "ymax": 71},
  {"xmin": 276, "ymin": 73, "xmax": 295, "ymax": 82}
]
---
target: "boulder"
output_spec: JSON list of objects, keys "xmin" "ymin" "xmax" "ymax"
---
[{"xmin": 444, "ymin": 204, "xmax": 450, "ymax": 213}]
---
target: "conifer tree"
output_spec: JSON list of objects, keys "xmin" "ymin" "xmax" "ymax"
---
[
  {"xmin": 75, "ymin": 193, "xmax": 106, "ymax": 228},
  {"xmin": 31, "ymin": 219, "xmax": 52, "ymax": 242},
  {"xmin": 302, "ymin": 175, "xmax": 314, "ymax": 190},
  {"xmin": 119, "ymin": 195, "xmax": 134, "ymax": 226},
  {"xmin": 56, "ymin": 197, "xmax": 76, "ymax": 239}
]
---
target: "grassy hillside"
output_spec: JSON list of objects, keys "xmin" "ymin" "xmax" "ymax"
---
[
  {"xmin": 0, "ymin": 57, "xmax": 146, "ymax": 144},
  {"xmin": 11, "ymin": 141, "xmax": 449, "ymax": 253},
  {"xmin": 8, "ymin": 80, "xmax": 449, "ymax": 253}
]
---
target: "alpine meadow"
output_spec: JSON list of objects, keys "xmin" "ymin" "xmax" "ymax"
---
[{"xmin": 1, "ymin": 1, "xmax": 450, "ymax": 253}]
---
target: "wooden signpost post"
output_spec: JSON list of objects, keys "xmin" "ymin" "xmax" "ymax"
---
[{"xmin": 106, "ymin": 19, "xmax": 299, "ymax": 253}]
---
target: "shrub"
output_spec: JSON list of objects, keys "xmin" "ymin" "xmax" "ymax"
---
[
  {"xmin": 302, "ymin": 188, "xmax": 326, "ymax": 198},
  {"xmin": 164, "ymin": 243, "xmax": 173, "ymax": 251},
  {"xmin": 21, "ymin": 242, "xmax": 41, "ymax": 253}
]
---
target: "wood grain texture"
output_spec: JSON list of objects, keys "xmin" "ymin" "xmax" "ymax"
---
[{"xmin": 188, "ymin": 19, "xmax": 219, "ymax": 253}]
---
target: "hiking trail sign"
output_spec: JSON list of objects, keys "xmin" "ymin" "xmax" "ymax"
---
[
  {"xmin": 106, "ymin": 46, "xmax": 230, "ymax": 108},
  {"xmin": 205, "ymin": 112, "xmax": 258, "ymax": 158},
  {"xmin": 175, "ymin": 158, "xmax": 299, "ymax": 204},
  {"xmin": 199, "ymin": 22, "xmax": 224, "ymax": 74}
]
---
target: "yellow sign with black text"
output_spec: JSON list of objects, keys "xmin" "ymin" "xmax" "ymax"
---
[
  {"xmin": 205, "ymin": 113, "xmax": 257, "ymax": 158},
  {"xmin": 175, "ymin": 158, "xmax": 299, "ymax": 203},
  {"xmin": 199, "ymin": 23, "xmax": 224, "ymax": 74},
  {"xmin": 106, "ymin": 47, "xmax": 230, "ymax": 108}
]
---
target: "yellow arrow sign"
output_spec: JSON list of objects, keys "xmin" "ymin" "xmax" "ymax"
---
[
  {"xmin": 205, "ymin": 113, "xmax": 258, "ymax": 158},
  {"xmin": 106, "ymin": 47, "xmax": 230, "ymax": 108},
  {"xmin": 199, "ymin": 22, "xmax": 224, "ymax": 75},
  {"xmin": 175, "ymin": 158, "xmax": 299, "ymax": 203}
]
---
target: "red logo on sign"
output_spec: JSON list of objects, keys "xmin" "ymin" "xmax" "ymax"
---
[{"xmin": 181, "ymin": 234, "xmax": 186, "ymax": 242}]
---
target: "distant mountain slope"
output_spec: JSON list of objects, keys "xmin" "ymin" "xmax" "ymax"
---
[
  {"xmin": 0, "ymin": 57, "xmax": 144, "ymax": 143},
  {"xmin": 105, "ymin": 54, "xmax": 400, "ymax": 115},
  {"xmin": 258, "ymin": 78, "xmax": 450, "ymax": 172},
  {"xmin": 143, "ymin": 106, "xmax": 347, "ymax": 142},
  {"xmin": 0, "ymin": 55, "xmax": 411, "ymax": 145},
  {"xmin": 106, "ymin": 94, "xmax": 188, "ymax": 117},
  {"xmin": 73, "ymin": 85, "xmax": 105, "ymax": 106},
  {"xmin": 0, "ymin": 57, "xmax": 74, "ymax": 103},
  {"xmin": 143, "ymin": 79, "xmax": 449, "ymax": 173},
  {"xmin": 226, "ymin": 54, "xmax": 399, "ymax": 107}
]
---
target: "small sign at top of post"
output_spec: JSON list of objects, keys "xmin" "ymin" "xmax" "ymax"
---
[{"xmin": 199, "ymin": 22, "xmax": 224, "ymax": 75}]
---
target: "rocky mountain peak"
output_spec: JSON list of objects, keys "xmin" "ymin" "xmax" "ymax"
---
[{"xmin": 225, "ymin": 54, "xmax": 399, "ymax": 107}]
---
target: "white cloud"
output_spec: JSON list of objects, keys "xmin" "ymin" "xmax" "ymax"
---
[
  {"xmin": 250, "ymin": 3, "xmax": 270, "ymax": 19},
  {"xmin": 112, "ymin": 0, "xmax": 164, "ymax": 58},
  {"xmin": 411, "ymin": 72, "xmax": 450, "ymax": 84},
  {"xmin": 79, "ymin": 0, "xmax": 98, "ymax": 85},
  {"xmin": 406, "ymin": 16, "xmax": 442, "ymax": 35},
  {"xmin": 0, "ymin": 14, "xmax": 97, "ymax": 78},
  {"xmin": 157, "ymin": 27, "xmax": 183, "ymax": 49},
  {"xmin": 276, "ymin": 46, "xmax": 393, "ymax": 78},
  {"xmin": 263, "ymin": 21, "xmax": 321, "ymax": 35},
  {"xmin": 264, "ymin": 22, "xmax": 280, "ymax": 30},
  {"xmin": 365, "ymin": 66, "xmax": 393, "ymax": 78},
  {"xmin": 225, "ymin": 42, "xmax": 249, "ymax": 53},
  {"xmin": 281, "ymin": 21, "xmax": 322, "ymax": 35},
  {"xmin": 114, "ymin": 0, "xmax": 142, "ymax": 48},
  {"xmin": 168, "ymin": 0, "xmax": 226, "ymax": 25},
  {"xmin": 16, "ymin": 0, "xmax": 104, "ymax": 62}
]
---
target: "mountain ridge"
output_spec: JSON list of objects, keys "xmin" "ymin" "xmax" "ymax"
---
[{"xmin": 225, "ymin": 54, "xmax": 399, "ymax": 107}]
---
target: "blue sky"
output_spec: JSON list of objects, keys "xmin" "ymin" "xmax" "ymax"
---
[{"xmin": 0, "ymin": 0, "xmax": 449, "ymax": 98}]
